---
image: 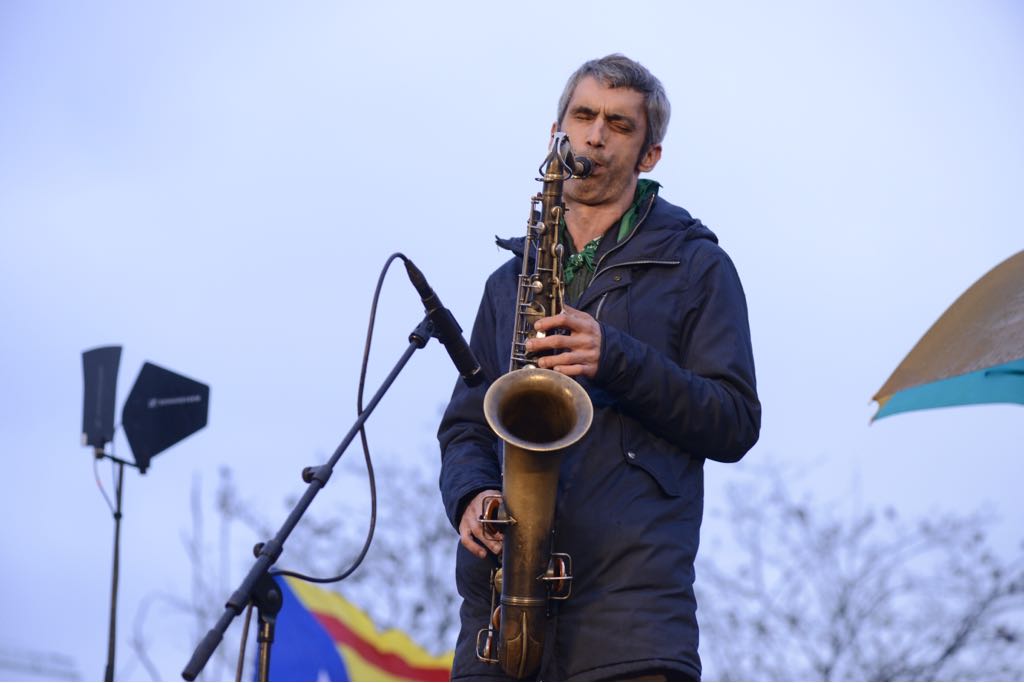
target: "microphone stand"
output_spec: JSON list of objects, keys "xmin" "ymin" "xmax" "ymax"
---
[
  {"xmin": 182, "ymin": 316, "xmax": 436, "ymax": 682},
  {"xmin": 93, "ymin": 448, "xmax": 140, "ymax": 682}
]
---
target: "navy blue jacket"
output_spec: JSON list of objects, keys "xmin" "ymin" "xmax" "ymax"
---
[{"xmin": 438, "ymin": 194, "xmax": 760, "ymax": 680}]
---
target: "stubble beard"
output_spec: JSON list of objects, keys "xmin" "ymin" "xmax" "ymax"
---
[{"xmin": 565, "ymin": 167, "xmax": 634, "ymax": 208}]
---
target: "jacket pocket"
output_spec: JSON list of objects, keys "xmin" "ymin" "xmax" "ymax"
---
[
  {"xmin": 619, "ymin": 414, "xmax": 691, "ymax": 498},
  {"xmin": 590, "ymin": 281, "xmax": 630, "ymax": 335}
]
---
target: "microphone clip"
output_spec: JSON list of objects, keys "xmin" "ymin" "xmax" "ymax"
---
[{"xmin": 408, "ymin": 317, "xmax": 432, "ymax": 349}]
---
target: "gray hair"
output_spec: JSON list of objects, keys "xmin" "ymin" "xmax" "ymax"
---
[{"xmin": 556, "ymin": 54, "xmax": 671, "ymax": 156}]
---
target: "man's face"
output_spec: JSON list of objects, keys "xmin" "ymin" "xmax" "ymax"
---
[{"xmin": 557, "ymin": 75, "xmax": 662, "ymax": 208}]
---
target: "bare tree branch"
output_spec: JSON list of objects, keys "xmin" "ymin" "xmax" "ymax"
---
[
  {"xmin": 131, "ymin": 450, "xmax": 460, "ymax": 680},
  {"xmin": 698, "ymin": 464, "xmax": 1024, "ymax": 681}
]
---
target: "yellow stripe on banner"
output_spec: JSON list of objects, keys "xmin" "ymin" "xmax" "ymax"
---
[
  {"xmin": 285, "ymin": 577, "xmax": 453, "ymax": 668},
  {"xmin": 339, "ymin": 644, "xmax": 406, "ymax": 682}
]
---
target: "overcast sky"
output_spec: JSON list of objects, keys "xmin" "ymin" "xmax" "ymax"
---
[{"xmin": 1, "ymin": 1, "xmax": 1022, "ymax": 680}]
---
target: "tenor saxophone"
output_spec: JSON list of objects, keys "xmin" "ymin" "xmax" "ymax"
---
[{"xmin": 475, "ymin": 132, "xmax": 594, "ymax": 679}]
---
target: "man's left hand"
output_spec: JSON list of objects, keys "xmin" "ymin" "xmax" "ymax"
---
[{"xmin": 525, "ymin": 305, "xmax": 601, "ymax": 378}]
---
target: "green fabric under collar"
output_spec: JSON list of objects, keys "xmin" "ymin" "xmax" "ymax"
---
[{"xmin": 562, "ymin": 178, "xmax": 660, "ymax": 286}]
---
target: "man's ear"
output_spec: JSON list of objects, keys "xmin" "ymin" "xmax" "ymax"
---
[{"xmin": 637, "ymin": 143, "xmax": 662, "ymax": 173}]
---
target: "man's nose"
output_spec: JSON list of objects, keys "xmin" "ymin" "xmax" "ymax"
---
[{"xmin": 584, "ymin": 118, "xmax": 605, "ymax": 148}]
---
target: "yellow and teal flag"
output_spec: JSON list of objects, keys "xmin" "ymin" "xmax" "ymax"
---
[
  {"xmin": 872, "ymin": 249, "xmax": 1024, "ymax": 420},
  {"xmin": 266, "ymin": 576, "xmax": 453, "ymax": 681}
]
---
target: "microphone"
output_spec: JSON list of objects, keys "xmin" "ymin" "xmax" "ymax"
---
[{"xmin": 404, "ymin": 258, "xmax": 484, "ymax": 387}]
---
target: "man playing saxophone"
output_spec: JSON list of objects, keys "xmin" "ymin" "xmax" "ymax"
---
[{"xmin": 439, "ymin": 54, "xmax": 761, "ymax": 681}]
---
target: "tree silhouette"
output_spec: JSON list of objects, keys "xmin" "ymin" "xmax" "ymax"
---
[
  {"xmin": 128, "ymin": 453, "xmax": 458, "ymax": 681},
  {"xmin": 130, "ymin": 456, "xmax": 1024, "ymax": 681},
  {"xmin": 697, "ymin": 466, "xmax": 1024, "ymax": 681}
]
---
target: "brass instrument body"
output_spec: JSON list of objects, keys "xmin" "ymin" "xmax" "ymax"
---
[
  {"xmin": 509, "ymin": 133, "xmax": 583, "ymax": 370},
  {"xmin": 476, "ymin": 133, "xmax": 594, "ymax": 679}
]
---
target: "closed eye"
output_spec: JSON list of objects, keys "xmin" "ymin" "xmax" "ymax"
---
[{"xmin": 607, "ymin": 115, "xmax": 636, "ymax": 133}]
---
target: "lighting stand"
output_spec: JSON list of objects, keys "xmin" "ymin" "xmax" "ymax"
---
[{"xmin": 94, "ymin": 449, "xmax": 140, "ymax": 682}]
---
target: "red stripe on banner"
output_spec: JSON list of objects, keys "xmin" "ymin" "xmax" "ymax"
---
[{"xmin": 310, "ymin": 610, "xmax": 451, "ymax": 681}]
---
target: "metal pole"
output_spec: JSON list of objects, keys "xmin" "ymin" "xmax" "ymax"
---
[{"xmin": 104, "ymin": 460, "xmax": 125, "ymax": 681}]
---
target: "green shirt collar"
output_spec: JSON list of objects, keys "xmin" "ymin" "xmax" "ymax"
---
[
  {"xmin": 562, "ymin": 178, "xmax": 660, "ymax": 285},
  {"xmin": 616, "ymin": 178, "xmax": 660, "ymax": 242}
]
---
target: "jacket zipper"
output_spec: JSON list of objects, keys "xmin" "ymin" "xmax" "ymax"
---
[
  {"xmin": 593, "ymin": 258, "xmax": 681, "ymax": 282},
  {"xmin": 592, "ymin": 258, "xmax": 680, "ymax": 321},
  {"xmin": 595, "ymin": 292, "xmax": 609, "ymax": 321},
  {"xmin": 584, "ymin": 193, "xmax": 677, "ymax": 314},
  {"xmin": 592, "ymin": 192, "xmax": 658, "ymax": 273}
]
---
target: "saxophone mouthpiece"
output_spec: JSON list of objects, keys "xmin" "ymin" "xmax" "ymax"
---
[{"xmin": 571, "ymin": 155, "xmax": 593, "ymax": 178}]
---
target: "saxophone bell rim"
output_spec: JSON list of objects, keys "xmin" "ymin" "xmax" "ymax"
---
[{"xmin": 483, "ymin": 366, "xmax": 593, "ymax": 452}]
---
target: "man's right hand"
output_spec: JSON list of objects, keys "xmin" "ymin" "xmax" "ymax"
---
[{"xmin": 459, "ymin": 488, "xmax": 503, "ymax": 559}]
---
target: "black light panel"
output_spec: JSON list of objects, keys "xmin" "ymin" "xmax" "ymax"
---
[
  {"xmin": 121, "ymin": 362, "xmax": 210, "ymax": 473},
  {"xmin": 82, "ymin": 346, "xmax": 123, "ymax": 449}
]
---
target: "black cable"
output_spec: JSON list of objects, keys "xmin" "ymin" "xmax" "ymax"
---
[
  {"xmin": 93, "ymin": 456, "xmax": 116, "ymax": 515},
  {"xmin": 93, "ymin": 425, "xmax": 123, "ymax": 514},
  {"xmin": 228, "ymin": 252, "xmax": 408, "ymax": 676},
  {"xmin": 235, "ymin": 601, "xmax": 254, "ymax": 682},
  {"xmin": 270, "ymin": 252, "xmax": 408, "ymax": 584}
]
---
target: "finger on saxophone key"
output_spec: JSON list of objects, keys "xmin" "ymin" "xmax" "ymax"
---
[{"xmin": 460, "ymin": 489, "xmax": 504, "ymax": 558}]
